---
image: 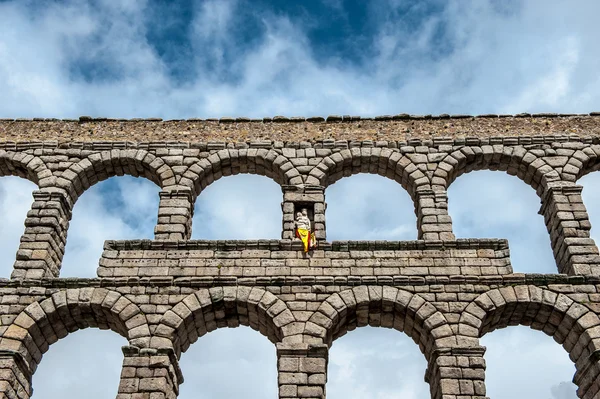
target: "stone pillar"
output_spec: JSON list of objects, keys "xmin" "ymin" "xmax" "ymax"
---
[
  {"xmin": 281, "ymin": 185, "xmax": 326, "ymax": 242},
  {"xmin": 425, "ymin": 347, "xmax": 487, "ymax": 399},
  {"xmin": 573, "ymin": 350, "xmax": 600, "ymax": 399},
  {"xmin": 540, "ymin": 183, "xmax": 600, "ymax": 275},
  {"xmin": 154, "ymin": 189, "xmax": 193, "ymax": 240},
  {"xmin": 277, "ymin": 343, "xmax": 328, "ymax": 399},
  {"xmin": 0, "ymin": 350, "xmax": 33, "ymax": 399},
  {"xmin": 12, "ymin": 190, "xmax": 71, "ymax": 279},
  {"xmin": 117, "ymin": 346, "xmax": 182, "ymax": 399},
  {"xmin": 416, "ymin": 189, "xmax": 455, "ymax": 241}
]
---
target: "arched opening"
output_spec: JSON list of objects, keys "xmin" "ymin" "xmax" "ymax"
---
[
  {"xmin": 481, "ymin": 326, "xmax": 577, "ymax": 399},
  {"xmin": 448, "ymin": 171, "xmax": 555, "ymax": 273},
  {"xmin": 154, "ymin": 287, "xmax": 289, "ymax": 397},
  {"xmin": 578, "ymin": 173, "xmax": 600, "ymax": 245},
  {"xmin": 191, "ymin": 175, "xmax": 281, "ymax": 239},
  {"xmin": 178, "ymin": 327, "xmax": 277, "ymax": 398},
  {"xmin": 461, "ymin": 286, "xmax": 599, "ymax": 399},
  {"xmin": 325, "ymin": 174, "xmax": 416, "ymax": 241},
  {"xmin": 31, "ymin": 329, "xmax": 126, "ymax": 398},
  {"xmin": 0, "ymin": 176, "xmax": 36, "ymax": 277},
  {"xmin": 61, "ymin": 175, "xmax": 159, "ymax": 277},
  {"xmin": 328, "ymin": 326, "xmax": 429, "ymax": 398}
]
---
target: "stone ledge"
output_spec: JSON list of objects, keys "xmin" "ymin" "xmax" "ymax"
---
[
  {"xmin": 99, "ymin": 239, "xmax": 512, "ymax": 278},
  {"xmin": 103, "ymin": 238, "xmax": 509, "ymax": 251},
  {"xmin": 2, "ymin": 134, "xmax": 600, "ymax": 150},
  {"xmin": 1, "ymin": 273, "xmax": 596, "ymax": 289}
]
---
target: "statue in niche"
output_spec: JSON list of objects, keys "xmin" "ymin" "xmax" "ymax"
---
[{"xmin": 295, "ymin": 208, "xmax": 316, "ymax": 252}]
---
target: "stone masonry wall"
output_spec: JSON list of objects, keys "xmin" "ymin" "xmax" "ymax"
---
[
  {"xmin": 1, "ymin": 117, "xmax": 600, "ymax": 398},
  {"xmin": 98, "ymin": 239, "xmax": 512, "ymax": 278},
  {"xmin": 2, "ymin": 114, "xmax": 600, "ymax": 142}
]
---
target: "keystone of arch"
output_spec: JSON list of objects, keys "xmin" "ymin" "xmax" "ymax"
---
[
  {"xmin": 55, "ymin": 149, "xmax": 171, "ymax": 204},
  {"xmin": 309, "ymin": 286, "xmax": 453, "ymax": 358},
  {"xmin": 0, "ymin": 151, "xmax": 52, "ymax": 187},
  {"xmin": 307, "ymin": 148, "xmax": 426, "ymax": 199},
  {"xmin": 152, "ymin": 286, "xmax": 295, "ymax": 357},
  {"xmin": 0, "ymin": 288, "xmax": 150, "ymax": 375}
]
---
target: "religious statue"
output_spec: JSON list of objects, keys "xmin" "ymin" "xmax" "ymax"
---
[{"xmin": 295, "ymin": 208, "xmax": 316, "ymax": 252}]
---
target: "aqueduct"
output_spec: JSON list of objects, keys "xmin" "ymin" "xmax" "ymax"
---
[{"xmin": 1, "ymin": 114, "xmax": 600, "ymax": 398}]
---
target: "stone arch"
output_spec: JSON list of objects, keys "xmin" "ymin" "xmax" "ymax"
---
[
  {"xmin": 153, "ymin": 287, "xmax": 295, "ymax": 357},
  {"xmin": 307, "ymin": 148, "xmax": 425, "ymax": 199},
  {"xmin": 436, "ymin": 146, "xmax": 560, "ymax": 197},
  {"xmin": 459, "ymin": 286, "xmax": 600, "ymax": 398},
  {"xmin": 567, "ymin": 145, "xmax": 600, "ymax": 182},
  {"xmin": 0, "ymin": 288, "xmax": 150, "ymax": 375},
  {"xmin": 56, "ymin": 149, "xmax": 170, "ymax": 204},
  {"xmin": 180, "ymin": 149, "xmax": 299, "ymax": 199},
  {"xmin": 309, "ymin": 286, "xmax": 452, "ymax": 357},
  {"xmin": 0, "ymin": 151, "xmax": 50, "ymax": 187}
]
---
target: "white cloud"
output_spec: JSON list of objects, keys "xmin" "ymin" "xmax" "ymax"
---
[
  {"xmin": 481, "ymin": 327, "xmax": 577, "ymax": 399},
  {"xmin": 192, "ymin": 175, "xmax": 282, "ymax": 239},
  {"xmin": 61, "ymin": 176, "xmax": 159, "ymax": 277},
  {"xmin": 31, "ymin": 329, "xmax": 126, "ymax": 399},
  {"xmin": 0, "ymin": 177, "xmax": 36, "ymax": 277},
  {"xmin": 178, "ymin": 328, "xmax": 278, "ymax": 398},
  {"xmin": 326, "ymin": 174, "xmax": 416, "ymax": 241},
  {"xmin": 579, "ymin": 173, "xmax": 600, "ymax": 245},
  {"xmin": 328, "ymin": 327, "xmax": 429, "ymax": 399},
  {"xmin": 448, "ymin": 171, "xmax": 556, "ymax": 273},
  {"xmin": 1, "ymin": 0, "xmax": 599, "ymax": 118}
]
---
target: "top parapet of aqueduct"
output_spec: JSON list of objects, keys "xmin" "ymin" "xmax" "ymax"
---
[{"xmin": 1, "ymin": 112, "xmax": 600, "ymax": 143}]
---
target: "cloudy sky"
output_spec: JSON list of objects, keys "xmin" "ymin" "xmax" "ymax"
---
[{"xmin": 1, "ymin": 0, "xmax": 600, "ymax": 398}]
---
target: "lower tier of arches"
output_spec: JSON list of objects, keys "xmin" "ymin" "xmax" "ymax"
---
[{"xmin": 0, "ymin": 280, "xmax": 598, "ymax": 398}]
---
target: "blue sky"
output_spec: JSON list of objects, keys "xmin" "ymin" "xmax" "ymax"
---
[
  {"xmin": 2, "ymin": 0, "xmax": 600, "ymax": 398},
  {"xmin": 2, "ymin": 0, "xmax": 599, "ymax": 118}
]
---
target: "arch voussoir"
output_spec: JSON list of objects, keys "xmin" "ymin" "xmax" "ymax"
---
[
  {"xmin": 60, "ymin": 149, "xmax": 166, "ymax": 204},
  {"xmin": 0, "ymin": 151, "xmax": 49, "ymax": 186},
  {"xmin": 313, "ymin": 149, "xmax": 421, "ymax": 199},
  {"xmin": 313, "ymin": 286, "xmax": 449, "ymax": 359},
  {"xmin": 183, "ymin": 150, "xmax": 293, "ymax": 199},
  {"xmin": 154, "ymin": 287, "xmax": 293, "ymax": 358},
  {"xmin": 0, "ymin": 289, "xmax": 149, "ymax": 377}
]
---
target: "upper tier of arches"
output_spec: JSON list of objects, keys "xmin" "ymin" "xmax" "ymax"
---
[{"xmin": 1, "ymin": 142, "xmax": 600, "ymax": 278}]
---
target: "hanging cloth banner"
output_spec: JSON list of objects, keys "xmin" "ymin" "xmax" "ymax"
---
[{"xmin": 296, "ymin": 228, "xmax": 312, "ymax": 252}]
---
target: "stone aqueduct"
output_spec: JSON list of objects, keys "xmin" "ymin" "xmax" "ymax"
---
[{"xmin": 1, "ymin": 115, "xmax": 600, "ymax": 398}]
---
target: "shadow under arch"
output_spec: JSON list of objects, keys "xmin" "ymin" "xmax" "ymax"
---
[
  {"xmin": 0, "ymin": 288, "xmax": 150, "ymax": 377},
  {"xmin": 459, "ymin": 286, "xmax": 600, "ymax": 398},
  {"xmin": 55, "ymin": 149, "xmax": 169, "ymax": 205},
  {"xmin": 180, "ymin": 149, "xmax": 298, "ymax": 200},
  {"xmin": 436, "ymin": 145, "xmax": 561, "ymax": 197},
  {"xmin": 309, "ymin": 286, "xmax": 452, "ymax": 356},
  {"xmin": 307, "ymin": 148, "xmax": 424, "ymax": 200},
  {"xmin": 153, "ymin": 287, "xmax": 295, "ymax": 358},
  {"xmin": 0, "ymin": 151, "xmax": 49, "ymax": 187}
]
